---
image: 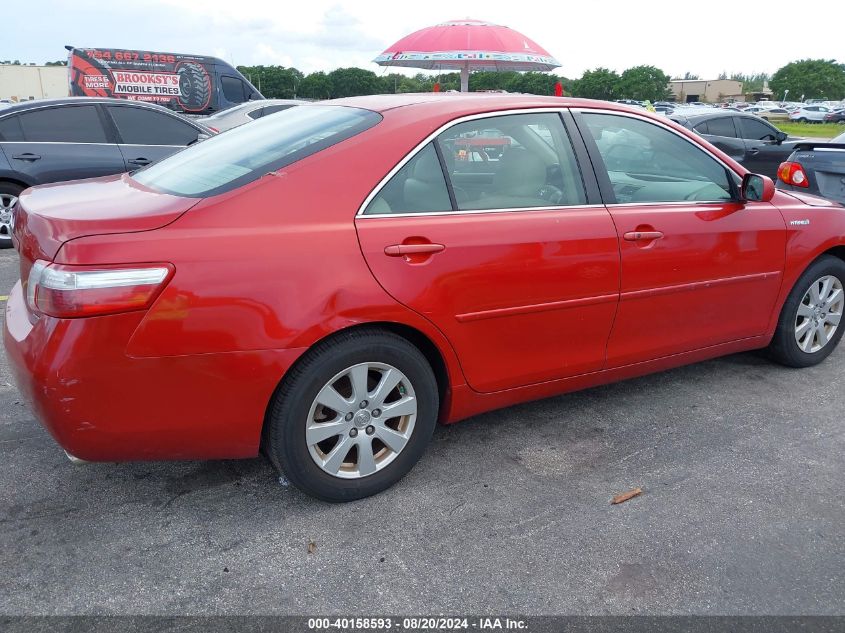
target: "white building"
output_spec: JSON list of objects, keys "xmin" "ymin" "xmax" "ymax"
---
[{"xmin": 0, "ymin": 65, "xmax": 68, "ymax": 102}]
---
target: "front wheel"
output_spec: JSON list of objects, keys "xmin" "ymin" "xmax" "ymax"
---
[
  {"xmin": 768, "ymin": 255, "xmax": 845, "ymax": 367},
  {"xmin": 264, "ymin": 329, "xmax": 438, "ymax": 501}
]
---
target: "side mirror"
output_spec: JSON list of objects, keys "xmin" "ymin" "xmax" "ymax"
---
[
  {"xmin": 741, "ymin": 173, "xmax": 775, "ymax": 203},
  {"xmin": 776, "ymin": 131, "xmax": 787, "ymax": 144}
]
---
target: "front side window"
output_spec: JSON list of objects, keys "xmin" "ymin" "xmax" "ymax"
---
[
  {"xmin": 582, "ymin": 112, "xmax": 734, "ymax": 204},
  {"xmin": 108, "ymin": 106, "xmax": 199, "ymax": 146},
  {"xmin": 18, "ymin": 106, "xmax": 107, "ymax": 143},
  {"xmin": 436, "ymin": 113, "xmax": 586, "ymax": 210},
  {"xmin": 738, "ymin": 117, "xmax": 778, "ymax": 141},
  {"xmin": 133, "ymin": 105, "xmax": 380, "ymax": 197}
]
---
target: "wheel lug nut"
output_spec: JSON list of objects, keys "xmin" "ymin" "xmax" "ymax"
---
[
  {"xmin": 366, "ymin": 425, "xmax": 375, "ymax": 435},
  {"xmin": 349, "ymin": 428, "xmax": 358, "ymax": 437},
  {"xmin": 345, "ymin": 412, "xmax": 354, "ymax": 421},
  {"xmin": 372, "ymin": 409, "xmax": 381, "ymax": 417},
  {"xmin": 359, "ymin": 400, "xmax": 368, "ymax": 409}
]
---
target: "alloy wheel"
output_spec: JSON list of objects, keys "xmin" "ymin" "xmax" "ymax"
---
[
  {"xmin": 306, "ymin": 362, "xmax": 417, "ymax": 479},
  {"xmin": 0, "ymin": 193, "xmax": 17, "ymax": 240},
  {"xmin": 794, "ymin": 275, "xmax": 844, "ymax": 353}
]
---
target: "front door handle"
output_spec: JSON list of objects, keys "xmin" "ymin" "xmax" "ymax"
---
[
  {"xmin": 128, "ymin": 157, "xmax": 151, "ymax": 166},
  {"xmin": 384, "ymin": 243, "xmax": 445, "ymax": 256},
  {"xmin": 747, "ymin": 148, "xmax": 760, "ymax": 155},
  {"xmin": 12, "ymin": 153, "xmax": 40, "ymax": 161},
  {"xmin": 623, "ymin": 231, "xmax": 663, "ymax": 241}
]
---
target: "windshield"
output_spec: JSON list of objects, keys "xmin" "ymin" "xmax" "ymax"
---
[
  {"xmin": 133, "ymin": 105, "xmax": 381, "ymax": 197},
  {"xmin": 833, "ymin": 131, "xmax": 845, "ymax": 144}
]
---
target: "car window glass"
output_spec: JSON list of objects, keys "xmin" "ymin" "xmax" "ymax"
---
[
  {"xmin": 0, "ymin": 115, "xmax": 24, "ymax": 141},
  {"xmin": 436, "ymin": 112, "xmax": 586, "ymax": 210},
  {"xmin": 247, "ymin": 107, "xmax": 264, "ymax": 120},
  {"xmin": 738, "ymin": 117, "xmax": 777, "ymax": 141},
  {"xmin": 261, "ymin": 104, "xmax": 294, "ymax": 116},
  {"xmin": 704, "ymin": 117, "xmax": 736, "ymax": 138},
  {"xmin": 582, "ymin": 112, "xmax": 733, "ymax": 204},
  {"xmin": 17, "ymin": 105, "xmax": 107, "ymax": 143},
  {"xmin": 363, "ymin": 143, "xmax": 451, "ymax": 215},
  {"xmin": 134, "ymin": 105, "xmax": 380, "ymax": 197},
  {"xmin": 221, "ymin": 76, "xmax": 247, "ymax": 103},
  {"xmin": 108, "ymin": 106, "xmax": 198, "ymax": 146},
  {"xmin": 692, "ymin": 121, "xmax": 709, "ymax": 135}
]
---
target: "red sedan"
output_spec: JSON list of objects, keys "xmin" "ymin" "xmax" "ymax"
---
[{"xmin": 6, "ymin": 94, "xmax": 845, "ymax": 501}]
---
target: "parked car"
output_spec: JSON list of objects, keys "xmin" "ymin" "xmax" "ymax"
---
[
  {"xmin": 7, "ymin": 95, "xmax": 845, "ymax": 501},
  {"xmin": 790, "ymin": 106, "xmax": 833, "ymax": 122},
  {"xmin": 671, "ymin": 111, "xmax": 797, "ymax": 178},
  {"xmin": 776, "ymin": 131, "xmax": 845, "ymax": 204},
  {"xmin": 199, "ymin": 99, "xmax": 308, "ymax": 132},
  {"xmin": 823, "ymin": 109, "xmax": 845, "ymax": 123},
  {"xmin": 0, "ymin": 97, "xmax": 211, "ymax": 247},
  {"xmin": 754, "ymin": 108, "xmax": 790, "ymax": 122}
]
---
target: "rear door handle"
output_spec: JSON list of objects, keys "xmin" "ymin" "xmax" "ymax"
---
[
  {"xmin": 384, "ymin": 243, "xmax": 445, "ymax": 256},
  {"xmin": 623, "ymin": 231, "xmax": 663, "ymax": 241},
  {"xmin": 12, "ymin": 153, "xmax": 40, "ymax": 161},
  {"xmin": 128, "ymin": 158, "xmax": 151, "ymax": 166},
  {"xmin": 747, "ymin": 148, "xmax": 760, "ymax": 155}
]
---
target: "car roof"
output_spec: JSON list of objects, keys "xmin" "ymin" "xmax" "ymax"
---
[
  {"xmin": 205, "ymin": 99, "xmax": 309, "ymax": 119},
  {"xmin": 0, "ymin": 97, "xmax": 193, "ymax": 117},
  {"xmin": 325, "ymin": 92, "xmax": 651, "ymax": 117},
  {"xmin": 670, "ymin": 110, "xmax": 763, "ymax": 124}
]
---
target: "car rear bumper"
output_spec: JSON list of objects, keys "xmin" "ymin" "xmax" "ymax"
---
[{"xmin": 4, "ymin": 281, "xmax": 305, "ymax": 461}]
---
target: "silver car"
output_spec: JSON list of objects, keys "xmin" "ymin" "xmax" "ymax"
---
[
  {"xmin": 789, "ymin": 105, "xmax": 834, "ymax": 123},
  {"xmin": 199, "ymin": 99, "xmax": 308, "ymax": 132}
]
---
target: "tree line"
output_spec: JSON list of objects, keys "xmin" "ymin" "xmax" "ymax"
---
[{"xmin": 238, "ymin": 59, "xmax": 845, "ymax": 103}]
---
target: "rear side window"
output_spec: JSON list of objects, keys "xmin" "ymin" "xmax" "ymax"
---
[
  {"xmin": 262, "ymin": 104, "xmax": 294, "ymax": 117},
  {"xmin": 0, "ymin": 115, "xmax": 24, "ymax": 141},
  {"xmin": 133, "ymin": 105, "xmax": 381, "ymax": 197},
  {"xmin": 247, "ymin": 107, "xmax": 264, "ymax": 120},
  {"xmin": 17, "ymin": 106, "xmax": 107, "ymax": 143},
  {"xmin": 703, "ymin": 117, "xmax": 737, "ymax": 138},
  {"xmin": 108, "ymin": 106, "xmax": 199, "ymax": 146},
  {"xmin": 437, "ymin": 113, "xmax": 586, "ymax": 210},
  {"xmin": 221, "ymin": 76, "xmax": 247, "ymax": 103},
  {"xmin": 363, "ymin": 143, "xmax": 451, "ymax": 215}
]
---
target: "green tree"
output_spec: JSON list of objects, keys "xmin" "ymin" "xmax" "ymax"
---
[
  {"xmin": 327, "ymin": 67, "xmax": 380, "ymax": 97},
  {"xmin": 45, "ymin": 60, "xmax": 67, "ymax": 66},
  {"xmin": 237, "ymin": 65, "xmax": 303, "ymax": 98},
  {"xmin": 770, "ymin": 59, "xmax": 845, "ymax": 100},
  {"xmin": 571, "ymin": 68, "xmax": 620, "ymax": 100},
  {"xmin": 298, "ymin": 71, "xmax": 332, "ymax": 100},
  {"xmin": 617, "ymin": 65, "xmax": 670, "ymax": 101}
]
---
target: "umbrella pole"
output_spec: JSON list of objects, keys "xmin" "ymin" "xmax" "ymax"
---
[{"xmin": 460, "ymin": 64, "xmax": 469, "ymax": 92}]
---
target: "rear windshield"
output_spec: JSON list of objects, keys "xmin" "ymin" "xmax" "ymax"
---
[{"xmin": 133, "ymin": 105, "xmax": 381, "ymax": 197}]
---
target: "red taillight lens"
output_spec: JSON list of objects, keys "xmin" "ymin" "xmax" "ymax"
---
[
  {"xmin": 777, "ymin": 161, "xmax": 810, "ymax": 188},
  {"xmin": 26, "ymin": 261, "xmax": 174, "ymax": 318}
]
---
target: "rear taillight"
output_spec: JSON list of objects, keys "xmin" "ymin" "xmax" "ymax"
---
[
  {"xmin": 26, "ymin": 261, "xmax": 174, "ymax": 318},
  {"xmin": 778, "ymin": 161, "xmax": 810, "ymax": 188}
]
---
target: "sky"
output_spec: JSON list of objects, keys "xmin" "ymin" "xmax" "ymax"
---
[{"xmin": 4, "ymin": 0, "xmax": 844, "ymax": 80}]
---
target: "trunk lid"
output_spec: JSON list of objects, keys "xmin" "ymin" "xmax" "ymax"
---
[{"xmin": 13, "ymin": 173, "xmax": 199, "ymax": 280}]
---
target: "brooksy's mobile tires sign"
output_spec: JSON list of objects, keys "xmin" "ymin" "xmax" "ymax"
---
[{"xmin": 69, "ymin": 48, "xmax": 213, "ymax": 112}]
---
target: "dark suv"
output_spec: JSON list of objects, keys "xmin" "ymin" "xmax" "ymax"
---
[
  {"xmin": 670, "ymin": 111, "xmax": 798, "ymax": 179},
  {"xmin": 0, "ymin": 98, "xmax": 210, "ymax": 247}
]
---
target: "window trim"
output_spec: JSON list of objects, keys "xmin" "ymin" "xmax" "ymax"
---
[
  {"xmin": 356, "ymin": 107, "xmax": 597, "ymax": 219},
  {"xmin": 571, "ymin": 107, "xmax": 743, "ymax": 206}
]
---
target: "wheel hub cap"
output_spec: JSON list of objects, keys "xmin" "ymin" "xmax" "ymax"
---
[
  {"xmin": 353, "ymin": 410, "xmax": 372, "ymax": 428},
  {"xmin": 795, "ymin": 274, "xmax": 844, "ymax": 353}
]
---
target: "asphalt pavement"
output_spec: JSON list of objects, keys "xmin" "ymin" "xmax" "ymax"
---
[{"xmin": 0, "ymin": 247, "xmax": 842, "ymax": 615}]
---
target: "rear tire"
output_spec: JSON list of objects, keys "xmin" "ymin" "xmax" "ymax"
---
[
  {"xmin": 264, "ymin": 329, "xmax": 438, "ymax": 502},
  {"xmin": 767, "ymin": 255, "xmax": 845, "ymax": 367},
  {"xmin": 0, "ymin": 182, "xmax": 23, "ymax": 249}
]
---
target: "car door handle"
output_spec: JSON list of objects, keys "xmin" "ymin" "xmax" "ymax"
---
[
  {"xmin": 747, "ymin": 148, "xmax": 760, "ymax": 155},
  {"xmin": 128, "ymin": 158, "xmax": 151, "ymax": 166},
  {"xmin": 384, "ymin": 243, "xmax": 445, "ymax": 256},
  {"xmin": 12, "ymin": 153, "xmax": 40, "ymax": 161},
  {"xmin": 623, "ymin": 231, "xmax": 664, "ymax": 241}
]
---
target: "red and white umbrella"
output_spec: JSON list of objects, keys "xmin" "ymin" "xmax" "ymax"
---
[{"xmin": 374, "ymin": 19, "xmax": 560, "ymax": 92}]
